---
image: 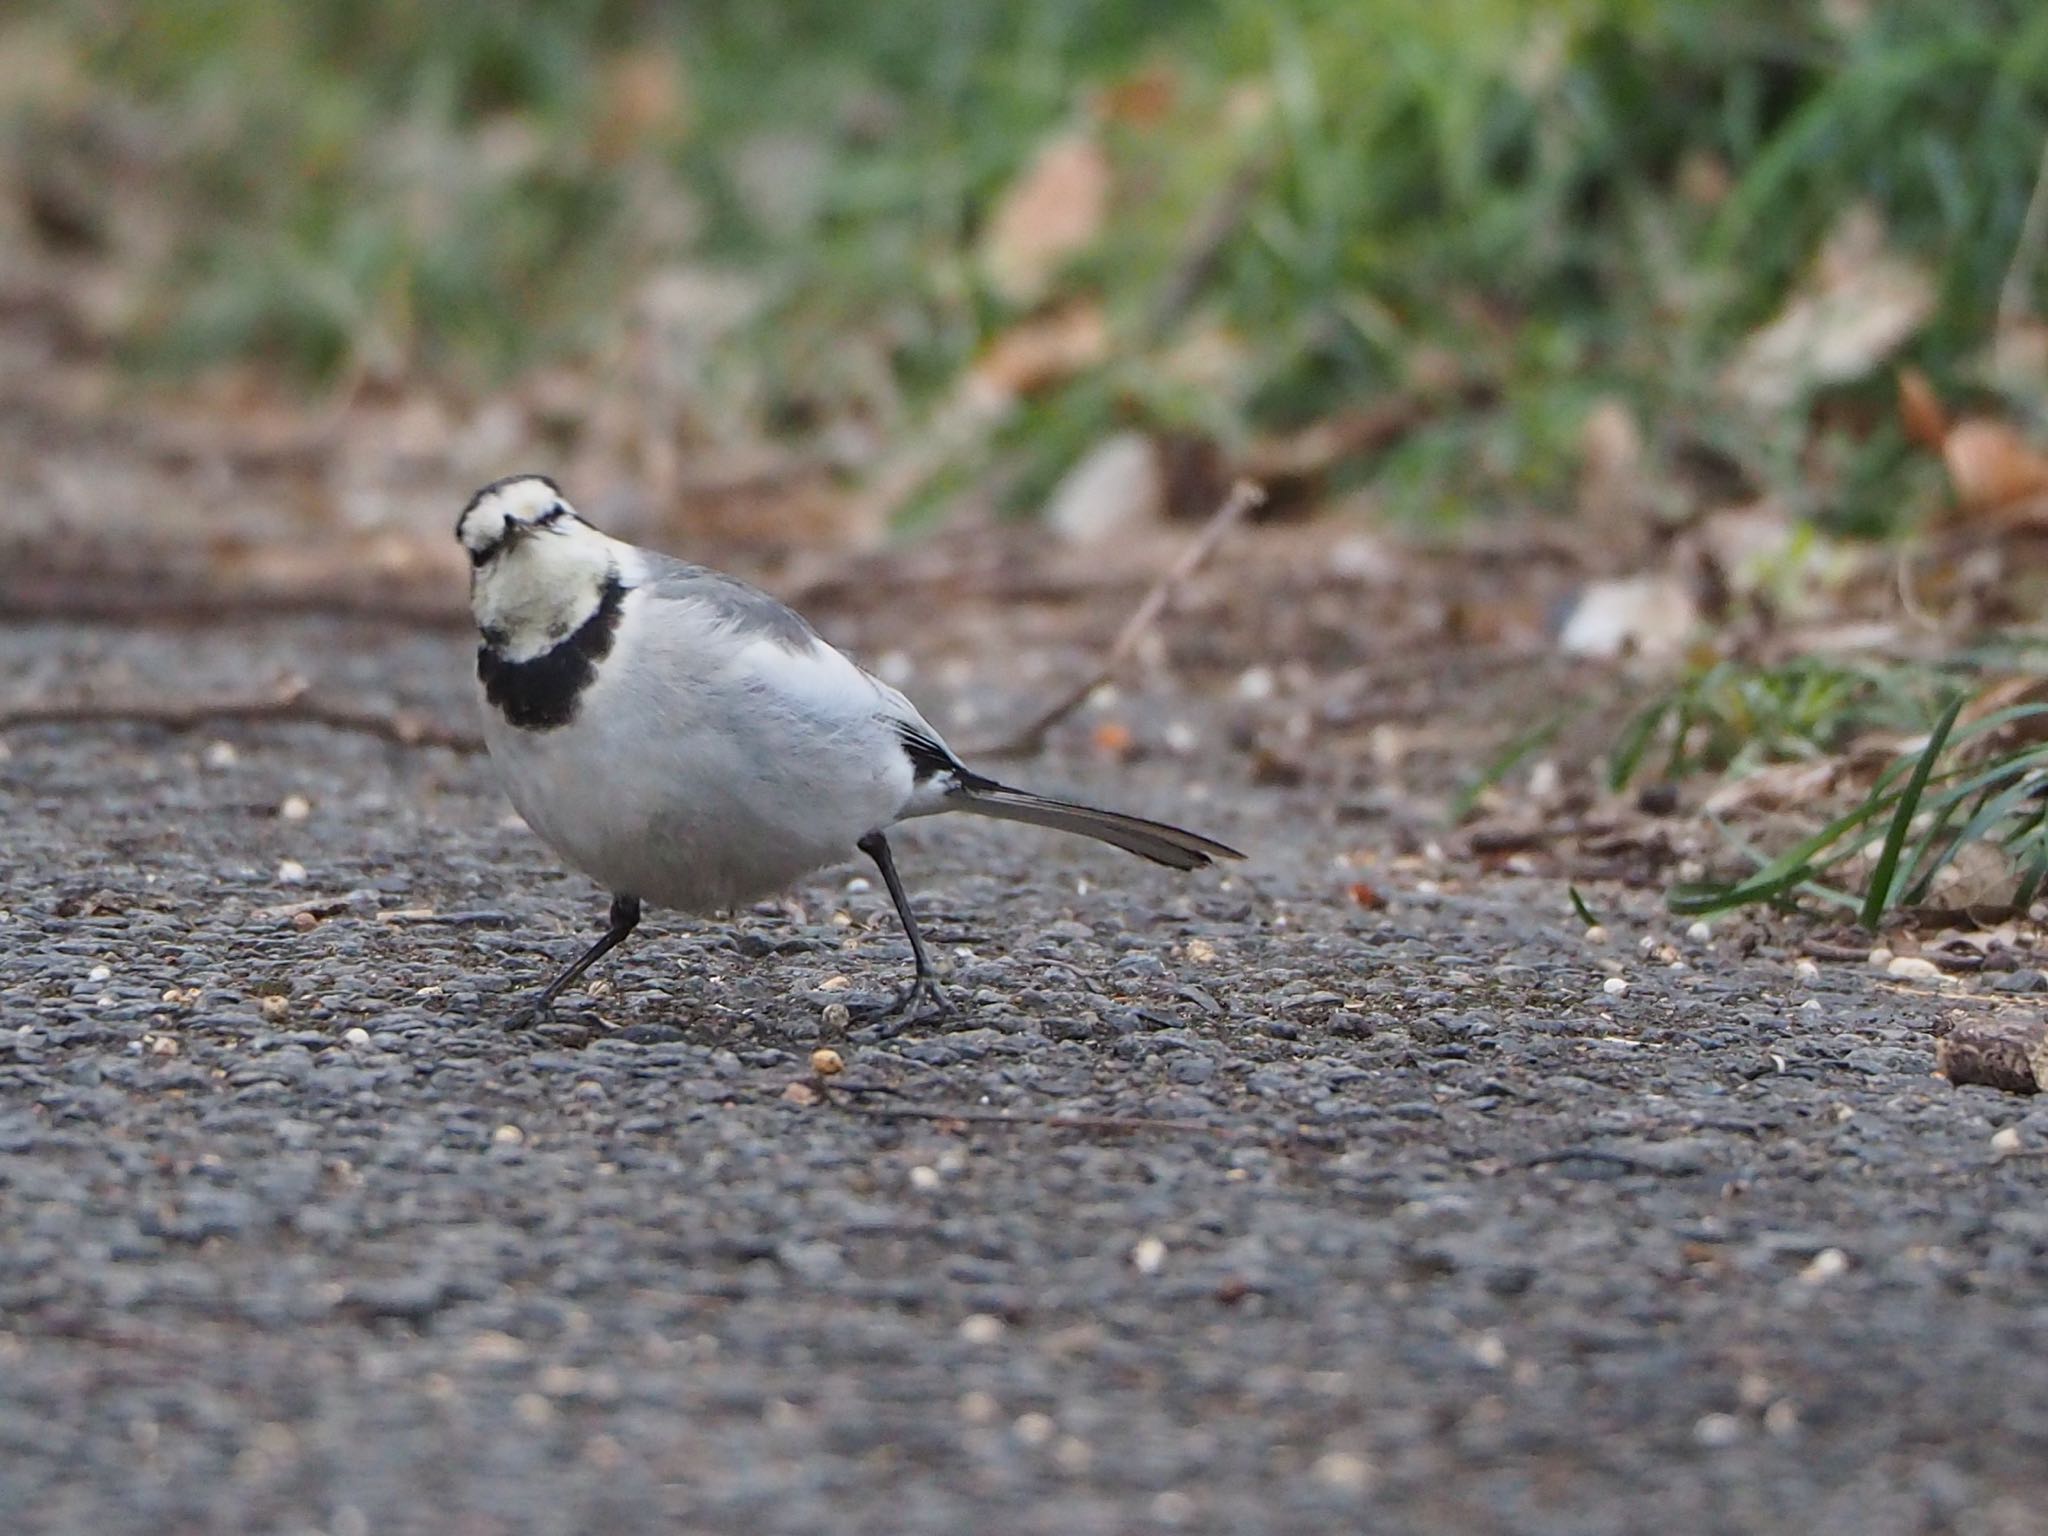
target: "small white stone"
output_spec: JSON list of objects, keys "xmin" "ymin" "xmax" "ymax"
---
[
  {"xmin": 1693, "ymin": 1412, "xmax": 1743, "ymax": 1448},
  {"xmin": 1799, "ymin": 998, "xmax": 1822, "ymax": 1014},
  {"xmin": 1310, "ymin": 1450, "xmax": 1375, "ymax": 1493},
  {"xmin": 1130, "ymin": 1236, "xmax": 1167, "ymax": 1275},
  {"xmin": 1602, "ymin": 976, "xmax": 1630, "ymax": 997},
  {"xmin": 276, "ymin": 859, "xmax": 308, "ymax": 886},
  {"xmin": 843, "ymin": 876, "xmax": 872, "ymax": 894},
  {"xmin": 280, "ymin": 795, "xmax": 312, "ymax": 822},
  {"xmin": 493, "ymin": 1124, "xmax": 525, "ymax": 1146},
  {"xmin": 1013, "ymin": 1411, "xmax": 1056, "ymax": 1448},
  {"xmin": 958, "ymin": 1391, "xmax": 999, "ymax": 1425},
  {"xmin": 908, "ymin": 1165, "xmax": 942, "ymax": 1191},
  {"xmin": 203, "ymin": 740, "xmax": 239, "ymax": 768},
  {"xmin": 1793, "ymin": 958, "xmax": 1821, "ymax": 983},
  {"xmin": 1151, "ymin": 1491, "xmax": 1196, "ymax": 1524},
  {"xmin": 343, "ymin": 1027, "xmax": 371, "ymax": 1046},
  {"xmin": 958, "ymin": 1313, "xmax": 1005, "ymax": 1345},
  {"xmin": 1233, "ymin": 665, "xmax": 1278, "ymax": 702},
  {"xmin": 1184, "ymin": 939, "xmax": 1217, "ymax": 964},
  {"xmin": 1053, "ymin": 1436, "xmax": 1093, "ymax": 1475},
  {"xmin": 1686, "ymin": 921, "xmax": 1712, "ymax": 944},
  {"xmin": 1886, "ymin": 955, "xmax": 1940, "ymax": 981},
  {"xmin": 820, "ymin": 1002, "xmax": 851, "ymax": 1032},
  {"xmin": 1991, "ymin": 1125, "xmax": 2024, "ymax": 1153},
  {"xmin": 1162, "ymin": 720, "xmax": 1199, "ymax": 755},
  {"xmin": 1581, "ymin": 925, "xmax": 1608, "ymax": 945},
  {"xmin": 1867, "ymin": 947, "xmax": 1894, "ymax": 969},
  {"xmin": 1799, "ymin": 1247, "xmax": 1849, "ymax": 1284},
  {"xmin": 87, "ymin": 964, "xmax": 111, "ymax": 983},
  {"xmin": 1763, "ymin": 1400, "xmax": 1801, "ymax": 1438}
]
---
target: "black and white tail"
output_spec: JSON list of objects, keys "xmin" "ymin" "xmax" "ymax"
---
[{"xmin": 951, "ymin": 781, "xmax": 1243, "ymax": 870}]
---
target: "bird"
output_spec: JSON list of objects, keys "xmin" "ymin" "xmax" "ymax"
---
[{"xmin": 455, "ymin": 473, "xmax": 1243, "ymax": 1024}]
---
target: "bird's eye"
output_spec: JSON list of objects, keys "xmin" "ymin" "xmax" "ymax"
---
[{"xmin": 536, "ymin": 502, "xmax": 568, "ymax": 527}]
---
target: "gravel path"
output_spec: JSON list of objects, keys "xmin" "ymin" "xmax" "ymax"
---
[{"xmin": 5, "ymin": 617, "xmax": 2047, "ymax": 1536}]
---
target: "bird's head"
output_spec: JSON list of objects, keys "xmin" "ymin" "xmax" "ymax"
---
[{"xmin": 457, "ymin": 474, "xmax": 618, "ymax": 659}]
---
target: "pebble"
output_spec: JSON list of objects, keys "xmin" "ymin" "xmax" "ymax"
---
[
  {"xmin": 1694, "ymin": 1413, "xmax": 1743, "ymax": 1448},
  {"xmin": 280, "ymin": 795, "xmax": 312, "ymax": 821},
  {"xmin": 276, "ymin": 859, "xmax": 308, "ymax": 886},
  {"xmin": 342, "ymin": 1027, "xmax": 371, "ymax": 1046},
  {"xmin": 1885, "ymin": 956, "xmax": 1940, "ymax": 981},
  {"xmin": 809, "ymin": 1047, "xmax": 844, "ymax": 1077},
  {"xmin": 1013, "ymin": 1411, "xmax": 1056, "ymax": 1447},
  {"xmin": 909, "ymin": 1165, "xmax": 942, "ymax": 1191},
  {"xmin": 820, "ymin": 1002, "xmax": 850, "ymax": 1031},
  {"xmin": 1867, "ymin": 947, "xmax": 1894, "ymax": 969},
  {"xmin": 958, "ymin": 1391, "xmax": 999, "ymax": 1425},
  {"xmin": 1602, "ymin": 977, "xmax": 1629, "ymax": 997},
  {"xmin": 1793, "ymin": 958, "xmax": 1820, "ymax": 983},
  {"xmin": 1686, "ymin": 922, "xmax": 1712, "ymax": 944},
  {"xmin": 1581, "ymin": 925, "xmax": 1608, "ymax": 945},
  {"xmin": 1799, "ymin": 1248, "xmax": 1849, "ymax": 1285},
  {"xmin": 1310, "ymin": 1450, "xmax": 1375, "ymax": 1493},
  {"xmin": 492, "ymin": 1125, "xmax": 524, "ymax": 1146},
  {"xmin": 1130, "ymin": 1236, "xmax": 1167, "ymax": 1275},
  {"xmin": 1991, "ymin": 1126, "xmax": 2023, "ymax": 1153},
  {"xmin": 959, "ymin": 1313, "xmax": 1005, "ymax": 1345}
]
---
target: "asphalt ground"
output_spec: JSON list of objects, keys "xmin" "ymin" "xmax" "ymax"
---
[{"xmin": 5, "ymin": 615, "xmax": 2048, "ymax": 1536}]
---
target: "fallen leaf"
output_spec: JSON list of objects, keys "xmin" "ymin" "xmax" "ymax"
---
[
  {"xmin": 1346, "ymin": 882, "xmax": 1386, "ymax": 910},
  {"xmin": 970, "ymin": 302, "xmax": 1109, "ymax": 399},
  {"xmin": 1897, "ymin": 367, "xmax": 1949, "ymax": 452},
  {"xmin": 1098, "ymin": 64, "xmax": 1178, "ymax": 125},
  {"xmin": 1556, "ymin": 574, "xmax": 1699, "ymax": 661},
  {"xmin": 981, "ymin": 129, "xmax": 1111, "ymax": 305},
  {"xmin": 1942, "ymin": 419, "xmax": 2048, "ymax": 518},
  {"xmin": 1723, "ymin": 206, "xmax": 1935, "ymax": 414}
]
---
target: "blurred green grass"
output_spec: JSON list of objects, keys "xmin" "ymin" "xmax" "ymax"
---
[{"xmin": 6, "ymin": 0, "xmax": 2048, "ymax": 525}]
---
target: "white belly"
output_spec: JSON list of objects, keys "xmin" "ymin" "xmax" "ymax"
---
[{"xmin": 478, "ymin": 606, "xmax": 917, "ymax": 913}]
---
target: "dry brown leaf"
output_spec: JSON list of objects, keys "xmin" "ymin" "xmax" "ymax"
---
[
  {"xmin": 981, "ymin": 129, "xmax": 1111, "ymax": 305},
  {"xmin": 595, "ymin": 52, "xmax": 690, "ymax": 162},
  {"xmin": 1098, "ymin": 64, "xmax": 1178, "ymax": 125},
  {"xmin": 971, "ymin": 302, "xmax": 1109, "ymax": 398},
  {"xmin": 1723, "ymin": 206, "xmax": 1935, "ymax": 414},
  {"xmin": 1942, "ymin": 419, "xmax": 2048, "ymax": 517},
  {"xmin": 1896, "ymin": 367, "xmax": 1949, "ymax": 453}
]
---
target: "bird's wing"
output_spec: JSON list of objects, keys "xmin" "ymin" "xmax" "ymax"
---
[
  {"xmin": 632, "ymin": 551, "xmax": 823, "ymax": 652},
  {"xmin": 633, "ymin": 549, "xmax": 958, "ymax": 765}
]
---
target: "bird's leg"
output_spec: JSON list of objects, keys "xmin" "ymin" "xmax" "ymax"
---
[
  {"xmin": 507, "ymin": 894, "xmax": 641, "ymax": 1027},
  {"xmin": 855, "ymin": 831, "xmax": 952, "ymax": 1022}
]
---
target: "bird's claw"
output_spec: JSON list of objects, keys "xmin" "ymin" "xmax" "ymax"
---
[{"xmin": 849, "ymin": 975, "xmax": 955, "ymax": 1038}]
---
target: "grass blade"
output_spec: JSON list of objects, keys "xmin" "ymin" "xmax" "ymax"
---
[{"xmin": 1859, "ymin": 694, "xmax": 1965, "ymax": 927}]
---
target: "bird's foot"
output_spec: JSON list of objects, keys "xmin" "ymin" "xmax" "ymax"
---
[
  {"xmin": 849, "ymin": 975, "xmax": 954, "ymax": 1038},
  {"xmin": 502, "ymin": 1001, "xmax": 553, "ymax": 1031}
]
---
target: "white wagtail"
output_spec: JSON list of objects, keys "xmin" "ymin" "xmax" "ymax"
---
[{"xmin": 457, "ymin": 473, "xmax": 1243, "ymax": 1022}]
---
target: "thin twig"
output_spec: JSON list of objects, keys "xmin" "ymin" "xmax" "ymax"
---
[
  {"xmin": 0, "ymin": 684, "xmax": 483, "ymax": 752},
  {"xmin": 971, "ymin": 479, "xmax": 1265, "ymax": 759},
  {"xmin": 2001, "ymin": 132, "xmax": 2048, "ymax": 340},
  {"xmin": 835, "ymin": 1100, "xmax": 1237, "ymax": 1138}
]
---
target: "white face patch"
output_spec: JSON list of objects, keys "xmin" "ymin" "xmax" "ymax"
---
[
  {"xmin": 458, "ymin": 475, "xmax": 564, "ymax": 561},
  {"xmin": 460, "ymin": 478, "xmax": 622, "ymax": 661}
]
